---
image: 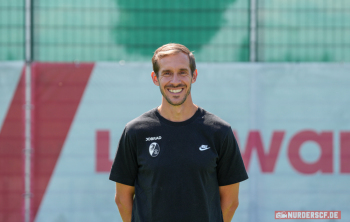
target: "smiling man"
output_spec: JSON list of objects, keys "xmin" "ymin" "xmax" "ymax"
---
[{"xmin": 109, "ymin": 43, "xmax": 248, "ymax": 222}]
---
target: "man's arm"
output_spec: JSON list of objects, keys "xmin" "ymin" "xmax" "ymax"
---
[
  {"xmin": 219, "ymin": 183, "xmax": 240, "ymax": 222},
  {"xmin": 115, "ymin": 182, "xmax": 135, "ymax": 222}
]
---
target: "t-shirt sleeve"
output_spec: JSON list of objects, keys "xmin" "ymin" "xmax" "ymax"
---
[
  {"xmin": 217, "ymin": 128, "xmax": 248, "ymax": 186},
  {"xmin": 109, "ymin": 128, "xmax": 138, "ymax": 186}
]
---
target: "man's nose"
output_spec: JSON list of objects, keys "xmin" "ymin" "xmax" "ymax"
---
[{"xmin": 170, "ymin": 73, "xmax": 181, "ymax": 84}]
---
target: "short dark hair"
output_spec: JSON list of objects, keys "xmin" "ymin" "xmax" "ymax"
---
[{"xmin": 152, "ymin": 43, "xmax": 196, "ymax": 77}]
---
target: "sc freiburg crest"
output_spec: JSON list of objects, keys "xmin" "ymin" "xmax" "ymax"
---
[{"xmin": 149, "ymin": 142, "xmax": 160, "ymax": 157}]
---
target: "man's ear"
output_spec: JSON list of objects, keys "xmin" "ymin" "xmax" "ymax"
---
[
  {"xmin": 191, "ymin": 69, "xmax": 198, "ymax": 83},
  {"xmin": 151, "ymin": 71, "xmax": 159, "ymax": 86}
]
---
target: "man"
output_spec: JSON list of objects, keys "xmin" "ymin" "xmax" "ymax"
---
[{"xmin": 109, "ymin": 43, "xmax": 248, "ymax": 222}]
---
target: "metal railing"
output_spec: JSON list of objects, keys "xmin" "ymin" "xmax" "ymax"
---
[{"xmin": 1, "ymin": 0, "xmax": 350, "ymax": 62}]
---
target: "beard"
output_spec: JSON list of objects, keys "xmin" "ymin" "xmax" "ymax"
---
[{"xmin": 159, "ymin": 83, "xmax": 192, "ymax": 106}]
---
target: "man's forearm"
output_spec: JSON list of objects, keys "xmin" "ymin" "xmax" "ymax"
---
[
  {"xmin": 221, "ymin": 200, "xmax": 239, "ymax": 222},
  {"xmin": 115, "ymin": 194, "xmax": 133, "ymax": 222},
  {"xmin": 219, "ymin": 183, "xmax": 240, "ymax": 222}
]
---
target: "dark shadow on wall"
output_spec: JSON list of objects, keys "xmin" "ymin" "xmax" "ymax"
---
[{"xmin": 113, "ymin": 0, "xmax": 237, "ymax": 56}]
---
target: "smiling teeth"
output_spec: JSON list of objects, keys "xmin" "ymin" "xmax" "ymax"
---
[{"xmin": 169, "ymin": 89, "xmax": 182, "ymax": 93}]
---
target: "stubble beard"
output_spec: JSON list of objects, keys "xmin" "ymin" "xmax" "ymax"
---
[{"xmin": 160, "ymin": 83, "xmax": 192, "ymax": 106}]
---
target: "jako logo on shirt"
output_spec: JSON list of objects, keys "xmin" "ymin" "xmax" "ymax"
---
[
  {"xmin": 149, "ymin": 142, "xmax": 160, "ymax": 157},
  {"xmin": 146, "ymin": 136, "xmax": 162, "ymax": 141}
]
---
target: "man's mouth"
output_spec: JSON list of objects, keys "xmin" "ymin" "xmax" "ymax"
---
[{"xmin": 168, "ymin": 88, "xmax": 183, "ymax": 94}]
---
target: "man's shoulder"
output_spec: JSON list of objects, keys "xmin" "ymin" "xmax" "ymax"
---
[
  {"xmin": 200, "ymin": 108, "xmax": 231, "ymax": 132},
  {"xmin": 124, "ymin": 108, "xmax": 159, "ymax": 133}
]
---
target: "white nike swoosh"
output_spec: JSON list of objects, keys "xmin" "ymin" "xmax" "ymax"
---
[{"xmin": 199, "ymin": 146, "xmax": 210, "ymax": 151}]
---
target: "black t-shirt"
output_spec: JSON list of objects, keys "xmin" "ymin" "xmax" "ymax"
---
[{"xmin": 109, "ymin": 107, "xmax": 248, "ymax": 222}]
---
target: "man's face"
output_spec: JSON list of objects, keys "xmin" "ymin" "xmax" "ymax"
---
[{"xmin": 152, "ymin": 52, "xmax": 197, "ymax": 106}]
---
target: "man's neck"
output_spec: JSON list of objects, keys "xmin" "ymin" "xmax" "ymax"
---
[{"xmin": 157, "ymin": 98, "xmax": 198, "ymax": 122}]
